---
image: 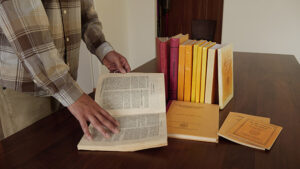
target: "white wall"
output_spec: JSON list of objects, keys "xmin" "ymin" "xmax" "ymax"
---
[
  {"xmin": 77, "ymin": 41, "xmax": 94, "ymax": 93},
  {"xmin": 125, "ymin": 0, "xmax": 157, "ymax": 69},
  {"xmin": 77, "ymin": 0, "xmax": 157, "ymax": 91},
  {"xmin": 94, "ymin": 0, "xmax": 157, "ymax": 79},
  {"xmin": 222, "ymin": 0, "xmax": 300, "ymax": 63}
]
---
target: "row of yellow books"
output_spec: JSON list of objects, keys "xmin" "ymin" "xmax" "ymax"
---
[{"xmin": 176, "ymin": 37, "xmax": 234, "ymax": 109}]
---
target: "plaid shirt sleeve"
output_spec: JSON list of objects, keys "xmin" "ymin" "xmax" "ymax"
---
[
  {"xmin": 81, "ymin": 0, "xmax": 114, "ymax": 62},
  {"xmin": 0, "ymin": 0, "xmax": 83, "ymax": 107}
]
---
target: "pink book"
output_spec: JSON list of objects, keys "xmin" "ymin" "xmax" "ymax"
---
[{"xmin": 169, "ymin": 38, "xmax": 180, "ymax": 100}]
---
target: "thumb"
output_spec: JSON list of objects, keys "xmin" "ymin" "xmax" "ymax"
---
[{"xmin": 115, "ymin": 58, "xmax": 126, "ymax": 73}]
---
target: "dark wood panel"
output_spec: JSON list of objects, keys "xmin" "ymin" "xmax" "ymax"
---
[
  {"xmin": 0, "ymin": 53, "xmax": 300, "ymax": 169},
  {"xmin": 165, "ymin": 0, "xmax": 223, "ymax": 43}
]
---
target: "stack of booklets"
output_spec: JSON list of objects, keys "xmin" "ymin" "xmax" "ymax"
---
[
  {"xmin": 156, "ymin": 34, "xmax": 234, "ymax": 109},
  {"xmin": 218, "ymin": 112, "xmax": 283, "ymax": 150}
]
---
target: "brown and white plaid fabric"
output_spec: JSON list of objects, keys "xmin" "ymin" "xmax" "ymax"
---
[{"xmin": 0, "ymin": 0, "xmax": 114, "ymax": 106}]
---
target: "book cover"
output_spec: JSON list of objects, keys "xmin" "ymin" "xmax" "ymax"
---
[
  {"xmin": 195, "ymin": 42, "xmax": 210, "ymax": 103},
  {"xmin": 178, "ymin": 40, "xmax": 192, "ymax": 101},
  {"xmin": 205, "ymin": 44, "xmax": 221, "ymax": 104},
  {"xmin": 229, "ymin": 118, "xmax": 282, "ymax": 150},
  {"xmin": 169, "ymin": 34, "xmax": 189, "ymax": 100},
  {"xmin": 184, "ymin": 40, "xmax": 197, "ymax": 102},
  {"xmin": 167, "ymin": 101, "xmax": 219, "ymax": 143},
  {"xmin": 156, "ymin": 37, "xmax": 170, "ymax": 101},
  {"xmin": 217, "ymin": 44, "xmax": 234, "ymax": 109},
  {"xmin": 200, "ymin": 42, "xmax": 216, "ymax": 103},
  {"xmin": 191, "ymin": 40, "xmax": 207, "ymax": 102},
  {"xmin": 218, "ymin": 112, "xmax": 282, "ymax": 150},
  {"xmin": 218, "ymin": 112, "xmax": 271, "ymax": 150}
]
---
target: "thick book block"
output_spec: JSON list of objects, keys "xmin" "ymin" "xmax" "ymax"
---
[
  {"xmin": 169, "ymin": 34, "xmax": 189, "ymax": 100},
  {"xmin": 200, "ymin": 42, "xmax": 216, "ymax": 103}
]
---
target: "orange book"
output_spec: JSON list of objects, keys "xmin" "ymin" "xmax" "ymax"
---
[
  {"xmin": 200, "ymin": 42, "xmax": 216, "ymax": 103},
  {"xmin": 184, "ymin": 40, "xmax": 196, "ymax": 101},
  {"xmin": 177, "ymin": 40, "xmax": 192, "ymax": 101}
]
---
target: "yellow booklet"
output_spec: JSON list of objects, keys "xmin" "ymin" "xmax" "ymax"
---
[
  {"xmin": 167, "ymin": 101, "xmax": 219, "ymax": 143},
  {"xmin": 200, "ymin": 42, "xmax": 216, "ymax": 103},
  {"xmin": 195, "ymin": 42, "xmax": 210, "ymax": 103},
  {"xmin": 218, "ymin": 112, "xmax": 282, "ymax": 150},
  {"xmin": 191, "ymin": 40, "xmax": 206, "ymax": 102}
]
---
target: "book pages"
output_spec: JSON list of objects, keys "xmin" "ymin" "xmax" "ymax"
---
[
  {"xmin": 78, "ymin": 113, "xmax": 167, "ymax": 152},
  {"xmin": 95, "ymin": 73, "xmax": 166, "ymax": 116},
  {"xmin": 77, "ymin": 73, "xmax": 168, "ymax": 152}
]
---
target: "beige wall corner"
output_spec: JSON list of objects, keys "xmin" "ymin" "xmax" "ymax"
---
[{"xmin": 222, "ymin": 0, "xmax": 300, "ymax": 64}]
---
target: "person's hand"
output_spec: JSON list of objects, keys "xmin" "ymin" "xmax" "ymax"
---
[
  {"xmin": 102, "ymin": 51, "xmax": 131, "ymax": 73},
  {"xmin": 68, "ymin": 93, "xmax": 120, "ymax": 140}
]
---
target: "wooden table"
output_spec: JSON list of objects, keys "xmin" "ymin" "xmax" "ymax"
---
[{"xmin": 0, "ymin": 52, "xmax": 299, "ymax": 169}]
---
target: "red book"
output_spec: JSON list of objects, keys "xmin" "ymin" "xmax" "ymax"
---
[
  {"xmin": 169, "ymin": 38, "xmax": 180, "ymax": 100},
  {"xmin": 156, "ymin": 37, "xmax": 170, "ymax": 101}
]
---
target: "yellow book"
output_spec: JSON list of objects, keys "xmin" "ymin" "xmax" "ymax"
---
[
  {"xmin": 184, "ymin": 40, "xmax": 197, "ymax": 102},
  {"xmin": 200, "ymin": 42, "xmax": 216, "ymax": 103},
  {"xmin": 195, "ymin": 42, "xmax": 210, "ymax": 103},
  {"xmin": 167, "ymin": 101, "xmax": 219, "ymax": 143},
  {"xmin": 178, "ymin": 40, "xmax": 192, "ymax": 101},
  {"xmin": 191, "ymin": 40, "xmax": 206, "ymax": 102}
]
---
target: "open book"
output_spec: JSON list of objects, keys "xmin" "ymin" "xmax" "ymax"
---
[{"xmin": 77, "ymin": 73, "xmax": 168, "ymax": 151}]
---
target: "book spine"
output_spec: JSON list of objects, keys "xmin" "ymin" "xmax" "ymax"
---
[
  {"xmin": 195, "ymin": 46, "xmax": 203, "ymax": 103},
  {"xmin": 156, "ymin": 38, "xmax": 169, "ymax": 101},
  {"xmin": 191, "ymin": 44, "xmax": 198, "ymax": 102},
  {"xmin": 177, "ymin": 45, "xmax": 186, "ymax": 101},
  {"xmin": 200, "ymin": 47, "xmax": 208, "ymax": 103},
  {"xmin": 184, "ymin": 45, "xmax": 193, "ymax": 102},
  {"xmin": 169, "ymin": 39, "xmax": 180, "ymax": 100}
]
